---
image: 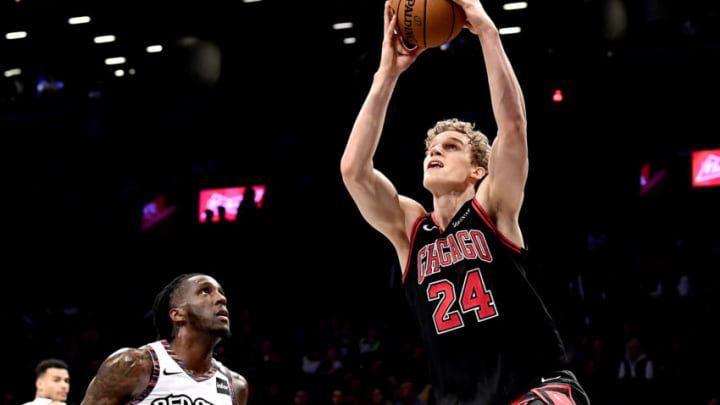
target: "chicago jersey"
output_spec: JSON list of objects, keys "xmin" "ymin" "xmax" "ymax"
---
[
  {"xmin": 403, "ymin": 197, "xmax": 568, "ymax": 405},
  {"xmin": 129, "ymin": 340, "xmax": 237, "ymax": 405}
]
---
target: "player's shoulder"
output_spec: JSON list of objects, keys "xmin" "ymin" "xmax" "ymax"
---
[
  {"xmin": 229, "ymin": 369, "xmax": 248, "ymax": 390},
  {"xmin": 213, "ymin": 360, "xmax": 247, "ymax": 388},
  {"xmin": 101, "ymin": 347, "xmax": 154, "ymax": 377},
  {"xmin": 218, "ymin": 364, "xmax": 248, "ymax": 404},
  {"xmin": 399, "ymin": 195, "xmax": 427, "ymax": 230}
]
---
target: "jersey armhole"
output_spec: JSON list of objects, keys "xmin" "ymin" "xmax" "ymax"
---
[
  {"xmin": 127, "ymin": 346, "xmax": 160, "ymax": 405},
  {"xmin": 471, "ymin": 198, "xmax": 526, "ymax": 255},
  {"xmin": 215, "ymin": 364, "xmax": 239, "ymax": 405},
  {"xmin": 402, "ymin": 214, "xmax": 427, "ymax": 284}
]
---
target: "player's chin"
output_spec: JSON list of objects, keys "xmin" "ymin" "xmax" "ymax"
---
[
  {"xmin": 423, "ymin": 176, "xmax": 442, "ymax": 192},
  {"xmin": 210, "ymin": 324, "xmax": 232, "ymax": 338}
]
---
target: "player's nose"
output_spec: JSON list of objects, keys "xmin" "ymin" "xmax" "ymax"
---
[{"xmin": 214, "ymin": 291, "xmax": 227, "ymax": 305}]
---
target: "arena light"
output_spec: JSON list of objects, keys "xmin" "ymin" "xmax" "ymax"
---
[
  {"xmin": 333, "ymin": 22, "xmax": 353, "ymax": 30},
  {"xmin": 498, "ymin": 27, "xmax": 521, "ymax": 35},
  {"xmin": 105, "ymin": 57, "xmax": 126, "ymax": 65},
  {"xmin": 640, "ymin": 163, "xmax": 667, "ymax": 195},
  {"xmin": 343, "ymin": 37, "xmax": 357, "ymax": 44},
  {"xmin": 94, "ymin": 35, "xmax": 116, "ymax": 44},
  {"xmin": 5, "ymin": 31, "xmax": 28, "ymax": 40},
  {"xmin": 552, "ymin": 89, "xmax": 564, "ymax": 102},
  {"xmin": 199, "ymin": 187, "xmax": 246, "ymax": 223},
  {"xmin": 503, "ymin": 2, "xmax": 528, "ymax": 11},
  {"xmin": 242, "ymin": 0, "xmax": 262, "ymax": 3},
  {"xmin": 142, "ymin": 195, "xmax": 176, "ymax": 231},
  {"xmin": 114, "ymin": 69, "xmax": 125, "ymax": 77},
  {"xmin": 68, "ymin": 16, "xmax": 91, "ymax": 25},
  {"xmin": 146, "ymin": 45, "xmax": 163, "ymax": 53},
  {"xmin": 252, "ymin": 185, "xmax": 267, "ymax": 208},
  {"xmin": 198, "ymin": 185, "xmax": 267, "ymax": 223},
  {"xmin": 692, "ymin": 149, "xmax": 720, "ymax": 188},
  {"xmin": 4, "ymin": 68, "xmax": 22, "ymax": 78}
]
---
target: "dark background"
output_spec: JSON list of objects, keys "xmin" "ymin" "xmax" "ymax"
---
[{"xmin": 1, "ymin": 0, "xmax": 718, "ymax": 404}]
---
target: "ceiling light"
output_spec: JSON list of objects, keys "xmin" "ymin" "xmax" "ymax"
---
[
  {"xmin": 105, "ymin": 57, "xmax": 126, "ymax": 65},
  {"xmin": 499, "ymin": 27, "xmax": 522, "ymax": 35},
  {"xmin": 5, "ymin": 31, "xmax": 27, "ymax": 40},
  {"xmin": 94, "ymin": 35, "xmax": 116, "ymax": 44},
  {"xmin": 68, "ymin": 16, "xmax": 91, "ymax": 25},
  {"xmin": 503, "ymin": 2, "xmax": 528, "ymax": 11}
]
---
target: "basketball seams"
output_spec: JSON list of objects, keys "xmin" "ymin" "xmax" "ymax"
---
[
  {"xmin": 396, "ymin": 0, "xmax": 463, "ymax": 49},
  {"xmin": 423, "ymin": 0, "xmax": 428, "ymax": 48},
  {"xmin": 394, "ymin": 0, "xmax": 402, "ymax": 40},
  {"xmin": 446, "ymin": 1, "xmax": 456, "ymax": 46}
]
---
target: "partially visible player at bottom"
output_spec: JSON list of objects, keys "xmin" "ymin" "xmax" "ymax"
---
[
  {"xmin": 341, "ymin": 1, "xmax": 589, "ymax": 404},
  {"xmin": 80, "ymin": 273, "xmax": 248, "ymax": 405},
  {"xmin": 22, "ymin": 359, "xmax": 70, "ymax": 405}
]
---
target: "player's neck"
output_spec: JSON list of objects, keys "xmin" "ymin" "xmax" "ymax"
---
[
  {"xmin": 170, "ymin": 330, "xmax": 220, "ymax": 374},
  {"xmin": 432, "ymin": 187, "xmax": 475, "ymax": 230}
]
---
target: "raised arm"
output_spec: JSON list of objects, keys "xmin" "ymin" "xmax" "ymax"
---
[
  {"xmin": 340, "ymin": 1, "xmax": 426, "ymax": 249},
  {"xmin": 80, "ymin": 348, "xmax": 152, "ymax": 405},
  {"xmin": 457, "ymin": 0, "xmax": 528, "ymax": 243}
]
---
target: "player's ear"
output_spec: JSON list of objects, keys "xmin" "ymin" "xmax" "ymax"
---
[
  {"xmin": 169, "ymin": 307, "xmax": 186, "ymax": 324},
  {"xmin": 470, "ymin": 166, "xmax": 486, "ymax": 181}
]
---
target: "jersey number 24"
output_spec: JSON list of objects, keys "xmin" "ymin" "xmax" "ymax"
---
[{"xmin": 426, "ymin": 268, "xmax": 498, "ymax": 334}]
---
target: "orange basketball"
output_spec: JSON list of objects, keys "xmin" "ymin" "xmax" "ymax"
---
[{"xmin": 392, "ymin": 0, "xmax": 466, "ymax": 49}]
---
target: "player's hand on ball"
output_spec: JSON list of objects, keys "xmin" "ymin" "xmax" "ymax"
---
[
  {"xmin": 451, "ymin": 0, "xmax": 495, "ymax": 34},
  {"xmin": 379, "ymin": 0, "xmax": 424, "ymax": 76}
]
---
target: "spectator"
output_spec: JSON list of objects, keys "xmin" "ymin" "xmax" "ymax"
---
[
  {"xmin": 393, "ymin": 381, "xmax": 425, "ymax": 405},
  {"xmin": 618, "ymin": 337, "xmax": 655, "ymax": 403}
]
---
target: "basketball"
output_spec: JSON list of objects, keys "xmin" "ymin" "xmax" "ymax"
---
[{"xmin": 392, "ymin": 0, "xmax": 466, "ymax": 49}]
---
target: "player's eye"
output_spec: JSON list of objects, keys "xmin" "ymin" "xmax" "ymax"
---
[{"xmin": 200, "ymin": 287, "xmax": 210, "ymax": 294}]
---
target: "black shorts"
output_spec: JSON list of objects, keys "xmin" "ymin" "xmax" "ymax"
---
[{"xmin": 510, "ymin": 370, "xmax": 590, "ymax": 405}]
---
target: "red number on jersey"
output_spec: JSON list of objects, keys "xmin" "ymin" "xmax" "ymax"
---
[
  {"xmin": 459, "ymin": 269, "xmax": 497, "ymax": 321},
  {"xmin": 426, "ymin": 268, "xmax": 498, "ymax": 335},
  {"xmin": 426, "ymin": 280, "xmax": 464, "ymax": 334}
]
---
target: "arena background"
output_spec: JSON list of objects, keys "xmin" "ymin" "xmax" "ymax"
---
[{"xmin": 1, "ymin": 1, "xmax": 718, "ymax": 404}]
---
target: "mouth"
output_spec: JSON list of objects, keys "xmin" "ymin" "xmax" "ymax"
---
[
  {"xmin": 427, "ymin": 160, "xmax": 444, "ymax": 169},
  {"xmin": 216, "ymin": 309, "xmax": 229, "ymax": 320}
]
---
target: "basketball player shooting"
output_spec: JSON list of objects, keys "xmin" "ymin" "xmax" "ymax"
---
[
  {"xmin": 80, "ymin": 274, "xmax": 248, "ymax": 405},
  {"xmin": 341, "ymin": 1, "xmax": 590, "ymax": 404}
]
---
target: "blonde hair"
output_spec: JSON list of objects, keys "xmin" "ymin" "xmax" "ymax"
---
[{"xmin": 425, "ymin": 119, "xmax": 490, "ymax": 170}]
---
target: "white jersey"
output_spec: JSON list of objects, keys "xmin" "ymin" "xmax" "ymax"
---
[
  {"xmin": 21, "ymin": 397, "xmax": 52, "ymax": 405},
  {"xmin": 129, "ymin": 340, "xmax": 237, "ymax": 405}
]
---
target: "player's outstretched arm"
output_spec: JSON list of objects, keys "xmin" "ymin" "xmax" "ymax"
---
[
  {"xmin": 341, "ymin": 1, "xmax": 425, "ymax": 246},
  {"xmin": 455, "ymin": 0, "xmax": 528, "ymax": 241},
  {"xmin": 80, "ymin": 348, "xmax": 152, "ymax": 405}
]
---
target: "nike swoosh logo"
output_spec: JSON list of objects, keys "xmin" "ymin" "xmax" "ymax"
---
[
  {"xmin": 422, "ymin": 224, "xmax": 437, "ymax": 232},
  {"xmin": 163, "ymin": 369, "xmax": 183, "ymax": 376},
  {"xmin": 541, "ymin": 376, "xmax": 562, "ymax": 383}
]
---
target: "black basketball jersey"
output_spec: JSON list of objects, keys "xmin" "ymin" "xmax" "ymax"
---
[{"xmin": 402, "ymin": 197, "xmax": 568, "ymax": 405}]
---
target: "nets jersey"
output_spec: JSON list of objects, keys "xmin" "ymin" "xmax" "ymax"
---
[
  {"xmin": 403, "ymin": 198, "xmax": 567, "ymax": 405},
  {"xmin": 129, "ymin": 340, "xmax": 237, "ymax": 405}
]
